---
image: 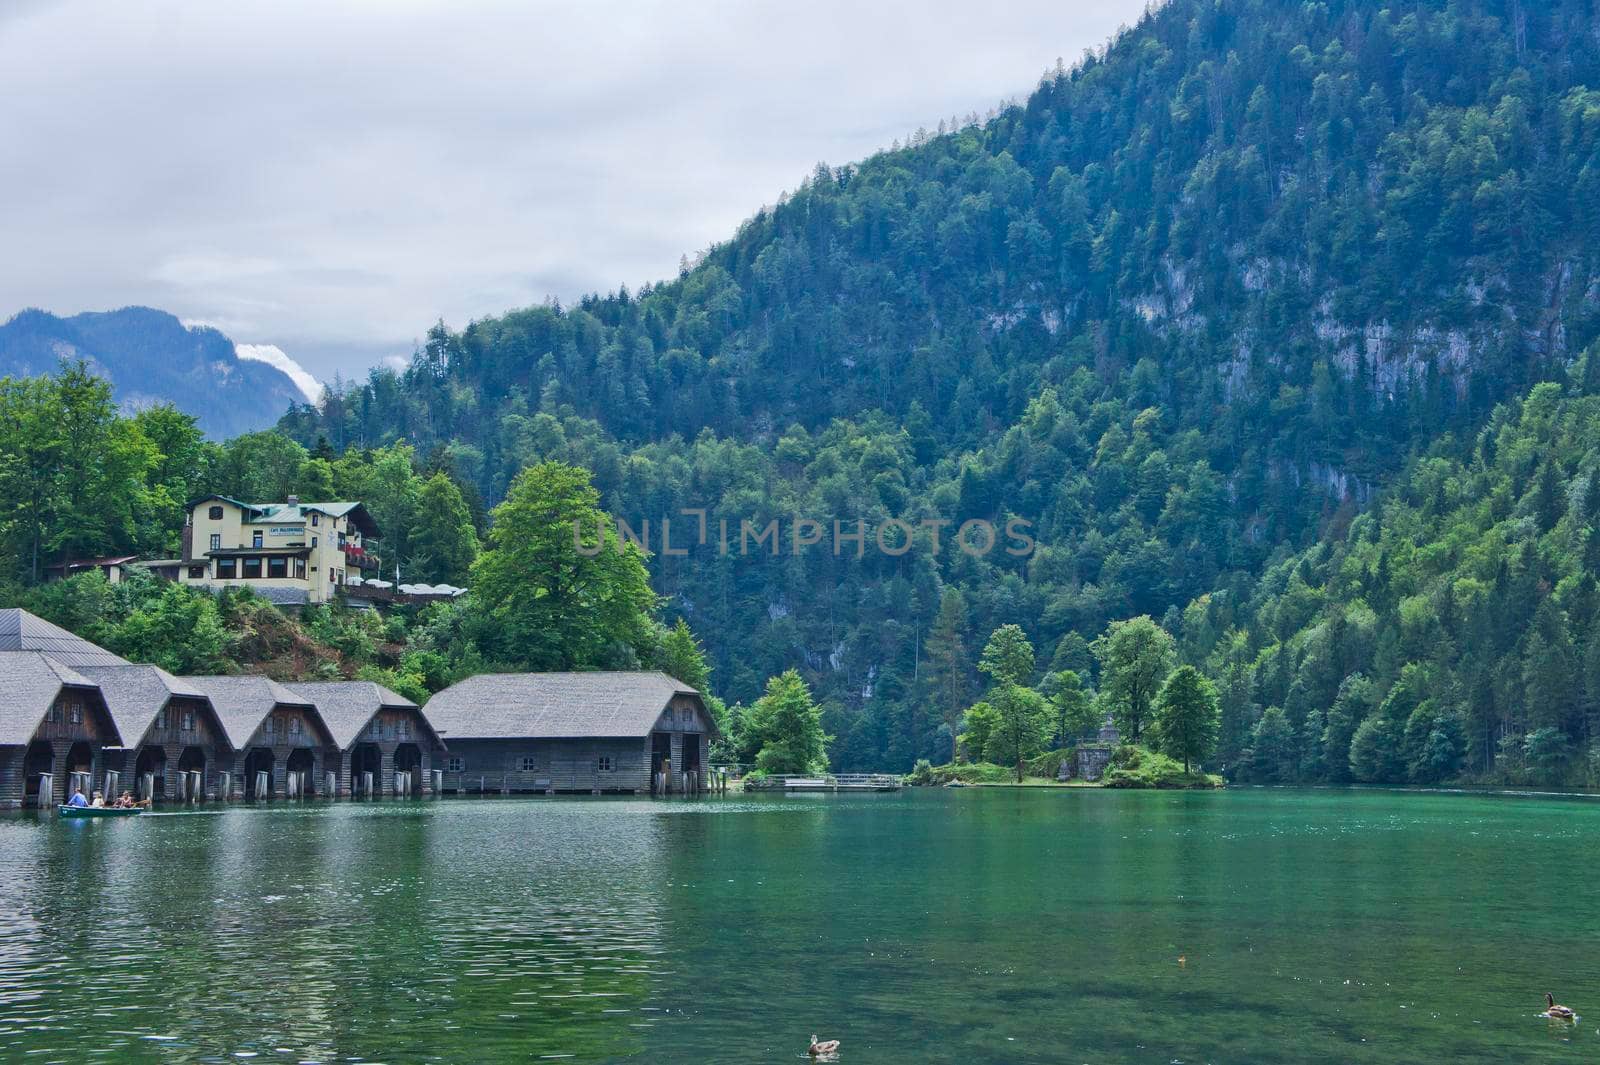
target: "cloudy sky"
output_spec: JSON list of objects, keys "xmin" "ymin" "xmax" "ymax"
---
[{"xmin": 1, "ymin": 0, "xmax": 1144, "ymax": 384}]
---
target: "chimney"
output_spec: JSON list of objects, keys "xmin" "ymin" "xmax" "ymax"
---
[{"xmin": 287, "ymin": 494, "xmax": 299, "ymax": 506}]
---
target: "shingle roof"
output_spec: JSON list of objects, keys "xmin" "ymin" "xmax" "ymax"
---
[
  {"xmin": 0, "ymin": 651, "xmax": 108, "ymax": 746},
  {"xmin": 289, "ymin": 680, "xmax": 436, "ymax": 750},
  {"xmin": 181, "ymin": 675, "xmax": 319, "ymax": 748},
  {"xmin": 0, "ymin": 609, "xmax": 129, "ymax": 668},
  {"xmin": 75, "ymin": 664, "xmax": 221, "ymax": 751},
  {"xmin": 422, "ymin": 671, "xmax": 708, "ymax": 740}
]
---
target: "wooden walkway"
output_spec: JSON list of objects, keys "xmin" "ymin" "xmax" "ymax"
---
[{"xmin": 745, "ymin": 773, "xmax": 902, "ymax": 793}]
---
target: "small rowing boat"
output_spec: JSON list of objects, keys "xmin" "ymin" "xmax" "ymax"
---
[{"xmin": 58, "ymin": 805, "xmax": 143, "ymax": 819}]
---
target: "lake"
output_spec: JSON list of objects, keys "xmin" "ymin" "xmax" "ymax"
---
[{"xmin": 0, "ymin": 788, "xmax": 1595, "ymax": 1063}]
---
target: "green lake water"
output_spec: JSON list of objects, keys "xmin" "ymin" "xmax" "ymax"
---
[{"xmin": 1, "ymin": 787, "xmax": 1597, "ymax": 1063}]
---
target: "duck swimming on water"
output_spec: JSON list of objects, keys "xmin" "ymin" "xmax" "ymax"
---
[
  {"xmin": 1545, "ymin": 993, "xmax": 1576, "ymax": 1021},
  {"xmin": 808, "ymin": 1034, "xmax": 841, "ymax": 1056}
]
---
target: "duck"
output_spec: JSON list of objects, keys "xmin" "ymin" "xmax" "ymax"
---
[
  {"xmin": 1546, "ymin": 993, "xmax": 1576, "ymax": 1021},
  {"xmin": 808, "ymin": 1034, "xmax": 841, "ymax": 1056}
]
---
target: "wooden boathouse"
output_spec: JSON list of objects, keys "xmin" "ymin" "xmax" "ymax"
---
[
  {"xmin": 77, "ymin": 664, "xmax": 234, "ymax": 802},
  {"xmin": 292, "ymin": 681, "xmax": 446, "ymax": 797},
  {"xmin": 0, "ymin": 651, "xmax": 124, "ymax": 808},
  {"xmin": 184, "ymin": 676, "xmax": 336, "ymax": 799},
  {"xmin": 422, "ymin": 671, "xmax": 716, "ymax": 795}
]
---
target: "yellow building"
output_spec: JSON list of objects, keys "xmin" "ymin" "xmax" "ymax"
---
[{"xmin": 179, "ymin": 495, "xmax": 379, "ymax": 605}]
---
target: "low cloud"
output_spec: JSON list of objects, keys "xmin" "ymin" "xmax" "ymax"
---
[{"xmin": 235, "ymin": 343, "xmax": 324, "ymax": 403}]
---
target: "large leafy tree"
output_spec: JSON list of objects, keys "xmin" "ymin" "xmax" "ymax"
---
[
  {"xmin": 1152, "ymin": 665, "xmax": 1220, "ymax": 773},
  {"xmin": 468, "ymin": 461, "xmax": 657, "ymax": 670},
  {"xmin": 747, "ymin": 669, "xmax": 829, "ymax": 774},
  {"xmin": 1093, "ymin": 617, "xmax": 1175, "ymax": 742}
]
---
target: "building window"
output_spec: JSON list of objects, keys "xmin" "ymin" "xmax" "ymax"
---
[
  {"xmin": 181, "ymin": 711, "xmax": 195, "ymax": 731},
  {"xmin": 155, "ymin": 709, "xmax": 167, "ymax": 730},
  {"xmin": 69, "ymin": 702, "xmax": 83, "ymax": 724},
  {"xmin": 267, "ymin": 556, "xmax": 288, "ymax": 579},
  {"xmin": 288, "ymin": 716, "xmax": 301, "ymax": 735},
  {"xmin": 294, "ymin": 558, "xmax": 307, "ymax": 579},
  {"xmin": 208, "ymin": 505, "xmax": 223, "ymax": 520},
  {"xmin": 519, "ymin": 756, "xmax": 538, "ymax": 772},
  {"xmin": 264, "ymin": 715, "xmax": 275, "ymax": 735},
  {"xmin": 597, "ymin": 756, "xmax": 614, "ymax": 772},
  {"xmin": 243, "ymin": 557, "xmax": 262, "ymax": 579},
  {"xmin": 217, "ymin": 558, "xmax": 236, "ymax": 579},
  {"xmin": 397, "ymin": 718, "xmax": 410, "ymax": 739},
  {"xmin": 188, "ymin": 565, "xmax": 206, "ymax": 579},
  {"xmin": 311, "ymin": 535, "xmax": 318, "ymax": 548},
  {"xmin": 311, "ymin": 512, "xmax": 319, "ymax": 527},
  {"xmin": 209, "ymin": 533, "xmax": 221, "ymax": 551},
  {"xmin": 252, "ymin": 531, "xmax": 263, "ymax": 548},
  {"xmin": 446, "ymin": 756, "xmax": 464, "ymax": 772}
]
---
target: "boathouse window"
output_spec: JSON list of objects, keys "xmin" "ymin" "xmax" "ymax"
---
[
  {"xmin": 217, "ymin": 558, "xmax": 236, "ymax": 579},
  {"xmin": 69, "ymin": 702, "xmax": 82, "ymax": 724},
  {"xmin": 446, "ymin": 757, "xmax": 464, "ymax": 772},
  {"xmin": 155, "ymin": 709, "xmax": 167, "ymax": 729},
  {"xmin": 181, "ymin": 711, "xmax": 195, "ymax": 731},
  {"xmin": 519, "ymin": 756, "xmax": 538, "ymax": 772},
  {"xmin": 597, "ymin": 756, "xmax": 614, "ymax": 772},
  {"xmin": 267, "ymin": 556, "xmax": 288, "ymax": 579},
  {"xmin": 243, "ymin": 557, "xmax": 263, "ymax": 579},
  {"xmin": 209, "ymin": 533, "xmax": 221, "ymax": 551},
  {"xmin": 208, "ymin": 505, "xmax": 223, "ymax": 520},
  {"xmin": 264, "ymin": 716, "xmax": 275, "ymax": 735},
  {"xmin": 294, "ymin": 558, "xmax": 307, "ymax": 579},
  {"xmin": 396, "ymin": 719, "xmax": 410, "ymax": 739},
  {"xmin": 289, "ymin": 716, "xmax": 301, "ymax": 735}
]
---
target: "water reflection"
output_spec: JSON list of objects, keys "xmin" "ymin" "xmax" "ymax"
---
[{"xmin": 2, "ymin": 791, "xmax": 1599, "ymax": 1063}]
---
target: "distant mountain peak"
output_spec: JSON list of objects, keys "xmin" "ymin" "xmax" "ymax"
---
[{"xmin": 0, "ymin": 306, "xmax": 307, "ymax": 438}]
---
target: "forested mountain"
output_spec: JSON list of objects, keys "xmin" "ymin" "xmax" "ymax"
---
[
  {"xmin": 0, "ymin": 307, "xmax": 306, "ymax": 438},
  {"xmin": 262, "ymin": 0, "xmax": 1600, "ymax": 770},
  {"xmin": 1202, "ymin": 373, "xmax": 1600, "ymax": 786}
]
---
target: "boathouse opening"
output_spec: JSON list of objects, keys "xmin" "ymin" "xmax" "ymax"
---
[
  {"xmin": 650, "ymin": 732, "xmax": 672, "ymax": 795},
  {"xmin": 285, "ymin": 749, "xmax": 315, "ymax": 797},
  {"xmin": 393, "ymin": 743, "xmax": 422, "ymax": 797},
  {"xmin": 682, "ymin": 733, "xmax": 702, "ymax": 792},
  {"xmin": 134, "ymin": 746, "xmax": 167, "ymax": 800},
  {"xmin": 350, "ymin": 743, "xmax": 381, "ymax": 796},
  {"xmin": 23, "ymin": 740, "xmax": 52, "ymax": 805},
  {"xmin": 177, "ymin": 746, "xmax": 206, "ymax": 798},
  {"xmin": 66, "ymin": 741, "xmax": 95, "ymax": 795},
  {"xmin": 243, "ymin": 749, "xmax": 274, "ymax": 799}
]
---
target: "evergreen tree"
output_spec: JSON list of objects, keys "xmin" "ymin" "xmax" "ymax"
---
[
  {"xmin": 1152, "ymin": 665, "xmax": 1220, "ymax": 772},
  {"xmin": 409, "ymin": 471, "xmax": 480, "ymax": 585}
]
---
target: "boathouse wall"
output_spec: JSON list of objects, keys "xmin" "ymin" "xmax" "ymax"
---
[
  {"xmin": 441, "ymin": 736, "xmax": 651, "ymax": 794},
  {"xmin": 116, "ymin": 695, "xmax": 231, "ymax": 801},
  {"xmin": 335, "ymin": 708, "xmax": 440, "ymax": 797}
]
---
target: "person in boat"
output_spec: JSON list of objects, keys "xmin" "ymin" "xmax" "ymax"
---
[
  {"xmin": 115, "ymin": 792, "xmax": 135, "ymax": 808},
  {"xmin": 90, "ymin": 791, "xmax": 105, "ymax": 808},
  {"xmin": 66, "ymin": 787, "xmax": 88, "ymax": 808}
]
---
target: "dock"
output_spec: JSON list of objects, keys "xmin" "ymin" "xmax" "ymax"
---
[{"xmin": 746, "ymin": 773, "xmax": 902, "ymax": 793}]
